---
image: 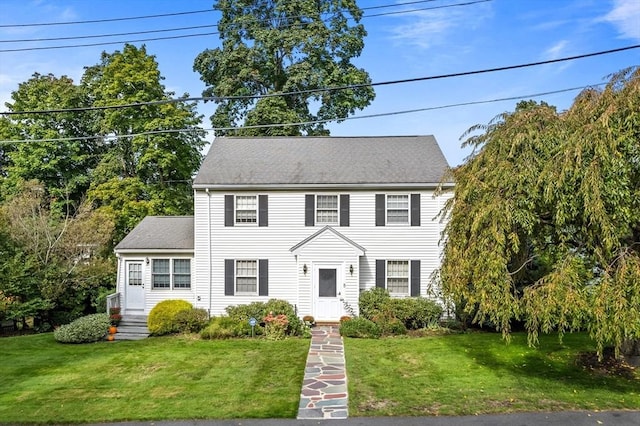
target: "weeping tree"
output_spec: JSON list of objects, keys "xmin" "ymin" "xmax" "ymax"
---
[
  {"xmin": 440, "ymin": 67, "xmax": 640, "ymax": 358},
  {"xmin": 193, "ymin": 0, "xmax": 375, "ymax": 135}
]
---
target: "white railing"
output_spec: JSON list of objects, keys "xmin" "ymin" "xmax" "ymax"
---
[{"xmin": 106, "ymin": 292, "xmax": 121, "ymax": 312}]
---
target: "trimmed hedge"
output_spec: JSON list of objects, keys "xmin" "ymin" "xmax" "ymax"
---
[
  {"xmin": 339, "ymin": 317, "xmax": 381, "ymax": 338},
  {"xmin": 225, "ymin": 299, "xmax": 303, "ymax": 336},
  {"xmin": 54, "ymin": 313, "xmax": 111, "ymax": 343},
  {"xmin": 147, "ymin": 300, "xmax": 193, "ymax": 336}
]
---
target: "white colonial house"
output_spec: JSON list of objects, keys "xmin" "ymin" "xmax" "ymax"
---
[{"xmin": 112, "ymin": 136, "xmax": 453, "ymax": 322}]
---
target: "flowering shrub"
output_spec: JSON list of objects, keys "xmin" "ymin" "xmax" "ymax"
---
[
  {"xmin": 264, "ymin": 312, "xmax": 289, "ymax": 340},
  {"xmin": 54, "ymin": 313, "xmax": 111, "ymax": 343},
  {"xmin": 109, "ymin": 307, "xmax": 122, "ymax": 326}
]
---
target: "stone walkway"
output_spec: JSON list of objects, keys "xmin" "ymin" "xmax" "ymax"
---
[{"xmin": 297, "ymin": 325, "xmax": 348, "ymax": 419}]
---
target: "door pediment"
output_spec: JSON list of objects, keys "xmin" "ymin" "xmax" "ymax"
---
[{"xmin": 290, "ymin": 226, "xmax": 366, "ymax": 256}]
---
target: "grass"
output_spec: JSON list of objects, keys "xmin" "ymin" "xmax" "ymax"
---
[
  {"xmin": 345, "ymin": 331, "xmax": 639, "ymax": 416},
  {"xmin": 0, "ymin": 333, "xmax": 310, "ymax": 424}
]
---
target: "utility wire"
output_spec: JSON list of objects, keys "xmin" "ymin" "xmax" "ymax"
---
[
  {"xmin": 1, "ymin": 45, "xmax": 637, "ymax": 116},
  {"xmin": 0, "ymin": 0, "xmax": 491, "ymax": 52},
  {"xmin": 0, "ymin": 9, "xmax": 215, "ymax": 28},
  {"xmin": 0, "ymin": 0, "xmax": 443, "ymax": 29},
  {"xmin": 0, "ymin": 82, "xmax": 608, "ymax": 145}
]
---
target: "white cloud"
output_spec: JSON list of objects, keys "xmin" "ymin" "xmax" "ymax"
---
[
  {"xmin": 544, "ymin": 40, "xmax": 569, "ymax": 60},
  {"xmin": 603, "ymin": 0, "xmax": 640, "ymax": 41},
  {"xmin": 387, "ymin": 3, "xmax": 493, "ymax": 50}
]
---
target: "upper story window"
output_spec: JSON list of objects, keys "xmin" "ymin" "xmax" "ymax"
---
[
  {"xmin": 376, "ymin": 193, "xmax": 420, "ymax": 226},
  {"xmin": 152, "ymin": 258, "xmax": 191, "ymax": 290},
  {"xmin": 316, "ymin": 195, "xmax": 339, "ymax": 224},
  {"xmin": 387, "ymin": 195, "xmax": 409, "ymax": 224},
  {"xmin": 236, "ymin": 195, "xmax": 257, "ymax": 224},
  {"xmin": 225, "ymin": 195, "xmax": 268, "ymax": 227}
]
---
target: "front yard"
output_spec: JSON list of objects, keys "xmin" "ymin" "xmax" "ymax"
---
[
  {"xmin": 0, "ymin": 334, "xmax": 309, "ymax": 423},
  {"xmin": 1, "ymin": 331, "xmax": 638, "ymax": 423},
  {"xmin": 345, "ymin": 331, "xmax": 639, "ymax": 416}
]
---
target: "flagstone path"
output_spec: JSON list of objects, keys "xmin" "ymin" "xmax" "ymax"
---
[{"xmin": 296, "ymin": 325, "xmax": 348, "ymax": 419}]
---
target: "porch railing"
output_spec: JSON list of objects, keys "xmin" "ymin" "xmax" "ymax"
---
[{"xmin": 106, "ymin": 292, "xmax": 121, "ymax": 312}]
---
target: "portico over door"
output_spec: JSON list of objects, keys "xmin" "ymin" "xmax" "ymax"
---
[{"xmin": 313, "ymin": 263, "xmax": 343, "ymax": 321}]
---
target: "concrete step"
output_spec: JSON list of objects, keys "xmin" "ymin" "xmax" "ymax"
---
[{"xmin": 111, "ymin": 332, "xmax": 148, "ymax": 341}]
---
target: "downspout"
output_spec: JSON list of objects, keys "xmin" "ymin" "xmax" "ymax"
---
[{"xmin": 207, "ymin": 188, "xmax": 212, "ymax": 316}]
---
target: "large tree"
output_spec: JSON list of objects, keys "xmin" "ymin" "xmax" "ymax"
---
[
  {"xmin": 83, "ymin": 44, "xmax": 206, "ymax": 240},
  {"xmin": 1, "ymin": 73, "xmax": 101, "ymax": 209},
  {"xmin": 440, "ymin": 67, "xmax": 640, "ymax": 357},
  {"xmin": 193, "ymin": 0, "xmax": 375, "ymax": 136}
]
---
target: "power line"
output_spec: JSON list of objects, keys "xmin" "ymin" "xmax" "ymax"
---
[
  {"xmin": 0, "ymin": 0, "xmax": 442, "ymax": 29},
  {"xmin": 0, "ymin": 82, "xmax": 607, "ymax": 145},
  {"xmin": 0, "ymin": 24, "xmax": 217, "ymax": 43},
  {"xmin": 0, "ymin": 9, "xmax": 215, "ymax": 28},
  {"xmin": 1, "ymin": 45, "xmax": 637, "ymax": 116},
  {"xmin": 0, "ymin": 0, "xmax": 491, "ymax": 52}
]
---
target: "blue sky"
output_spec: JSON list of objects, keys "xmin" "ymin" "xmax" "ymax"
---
[{"xmin": 0, "ymin": 0, "xmax": 638, "ymax": 166}]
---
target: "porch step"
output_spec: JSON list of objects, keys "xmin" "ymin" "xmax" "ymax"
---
[{"xmin": 110, "ymin": 315, "xmax": 149, "ymax": 341}]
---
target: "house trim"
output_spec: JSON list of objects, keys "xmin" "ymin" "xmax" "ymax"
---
[
  {"xmin": 193, "ymin": 182, "xmax": 454, "ymax": 190},
  {"xmin": 290, "ymin": 225, "xmax": 366, "ymax": 255}
]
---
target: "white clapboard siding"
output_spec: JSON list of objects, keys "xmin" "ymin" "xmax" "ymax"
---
[{"xmin": 193, "ymin": 188, "xmax": 451, "ymax": 317}]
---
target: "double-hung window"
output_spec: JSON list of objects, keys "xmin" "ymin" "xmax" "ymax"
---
[
  {"xmin": 386, "ymin": 260, "xmax": 409, "ymax": 295},
  {"xmin": 376, "ymin": 193, "xmax": 420, "ymax": 226},
  {"xmin": 316, "ymin": 195, "xmax": 339, "ymax": 224},
  {"xmin": 387, "ymin": 195, "xmax": 409, "ymax": 224},
  {"xmin": 236, "ymin": 260, "xmax": 258, "ymax": 294},
  {"xmin": 235, "ymin": 195, "xmax": 257, "ymax": 224},
  {"xmin": 152, "ymin": 259, "xmax": 191, "ymax": 289}
]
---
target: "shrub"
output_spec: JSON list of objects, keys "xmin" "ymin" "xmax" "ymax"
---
[
  {"xmin": 225, "ymin": 299, "xmax": 303, "ymax": 336},
  {"xmin": 201, "ymin": 316, "xmax": 239, "ymax": 339},
  {"xmin": 147, "ymin": 300, "xmax": 193, "ymax": 336},
  {"xmin": 54, "ymin": 313, "xmax": 111, "ymax": 343},
  {"xmin": 359, "ymin": 288, "xmax": 390, "ymax": 320},
  {"xmin": 390, "ymin": 297, "xmax": 443, "ymax": 330},
  {"xmin": 175, "ymin": 308, "xmax": 209, "ymax": 333},
  {"xmin": 339, "ymin": 317, "xmax": 381, "ymax": 338},
  {"xmin": 263, "ymin": 312, "xmax": 289, "ymax": 340},
  {"xmin": 374, "ymin": 316, "xmax": 408, "ymax": 336}
]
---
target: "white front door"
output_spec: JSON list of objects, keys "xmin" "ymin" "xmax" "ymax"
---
[
  {"xmin": 313, "ymin": 264, "xmax": 344, "ymax": 321},
  {"xmin": 125, "ymin": 261, "xmax": 145, "ymax": 311}
]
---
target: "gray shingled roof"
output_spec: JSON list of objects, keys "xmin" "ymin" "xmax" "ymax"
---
[
  {"xmin": 193, "ymin": 136, "xmax": 450, "ymax": 187},
  {"xmin": 114, "ymin": 216, "xmax": 194, "ymax": 251}
]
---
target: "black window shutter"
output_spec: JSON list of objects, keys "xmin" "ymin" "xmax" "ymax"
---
[
  {"xmin": 340, "ymin": 194, "xmax": 350, "ymax": 227},
  {"xmin": 225, "ymin": 259, "xmax": 235, "ymax": 296},
  {"xmin": 376, "ymin": 259, "xmax": 386, "ymax": 289},
  {"xmin": 305, "ymin": 194, "xmax": 315, "ymax": 226},
  {"xmin": 411, "ymin": 193, "xmax": 421, "ymax": 226},
  {"xmin": 224, "ymin": 195, "xmax": 234, "ymax": 227},
  {"xmin": 375, "ymin": 194, "xmax": 385, "ymax": 226},
  {"xmin": 258, "ymin": 195, "xmax": 268, "ymax": 227},
  {"xmin": 259, "ymin": 259, "xmax": 269, "ymax": 296},
  {"xmin": 411, "ymin": 260, "xmax": 420, "ymax": 297}
]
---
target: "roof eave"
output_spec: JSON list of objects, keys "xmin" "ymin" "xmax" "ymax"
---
[{"xmin": 193, "ymin": 182, "xmax": 455, "ymax": 191}]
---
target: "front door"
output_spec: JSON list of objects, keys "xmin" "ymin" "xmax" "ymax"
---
[
  {"xmin": 314, "ymin": 264, "xmax": 343, "ymax": 321},
  {"xmin": 125, "ymin": 261, "xmax": 145, "ymax": 311}
]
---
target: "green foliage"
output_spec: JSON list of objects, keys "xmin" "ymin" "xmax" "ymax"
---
[
  {"xmin": 376, "ymin": 317, "xmax": 408, "ymax": 336},
  {"xmin": 440, "ymin": 67, "xmax": 640, "ymax": 356},
  {"xmin": 175, "ymin": 308, "xmax": 210, "ymax": 333},
  {"xmin": 225, "ymin": 299, "xmax": 303, "ymax": 336},
  {"xmin": 339, "ymin": 317, "xmax": 381, "ymax": 338},
  {"xmin": 358, "ymin": 287, "xmax": 390, "ymax": 320},
  {"xmin": 53, "ymin": 313, "xmax": 110, "ymax": 343},
  {"xmin": 193, "ymin": 0, "xmax": 375, "ymax": 136},
  {"xmin": 359, "ymin": 288, "xmax": 442, "ymax": 333},
  {"xmin": 200, "ymin": 316, "xmax": 240, "ymax": 339},
  {"xmin": 388, "ymin": 298, "xmax": 444, "ymax": 330},
  {"xmin": 147, "ymin": 300, "xmax": 193, "ymax": 336}
]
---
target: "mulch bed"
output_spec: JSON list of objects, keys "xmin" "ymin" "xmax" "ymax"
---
[{"xmin": 577, "ymin": 347, "xmax": 638, "ymax": 379}]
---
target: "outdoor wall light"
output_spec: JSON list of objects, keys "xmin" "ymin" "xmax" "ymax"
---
[
  {"xmin": 145, "ymin": 257, "xmax": 150, "ymax": 265},
  {"xmin": 303, "ymin": 264, "xmax": 308, "ymax": 275},
  {"xmin": 349, "ymin": 264, "xmax": 354, "ymax": 276}
]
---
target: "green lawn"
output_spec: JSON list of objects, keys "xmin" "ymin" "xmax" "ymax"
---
[
  {"xmin": 345, "ymin": 332, "xmax": 639, "ymax": 416},
  {"xmin": 0, "ymin": 333, "xmax": 310, "ymax": 424}
]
